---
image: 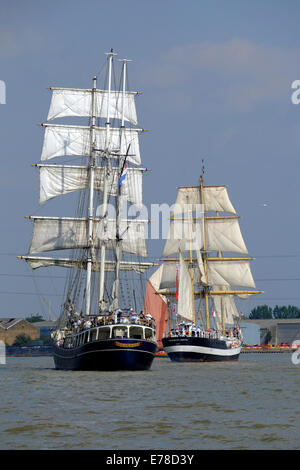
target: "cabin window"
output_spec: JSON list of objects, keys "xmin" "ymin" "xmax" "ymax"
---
[
  {"xmin": 129, "ymin": 326, "xmax": 143, "ymax": 339},
  {"xmin": 145, "ymin": 328, "xmax": 153, "ymax": 340},
  {"xmin": 112, "ymin": 326, "xmax": 128, "ymax": 339},
  {"xmin": 98, "ymin": 327, "xmax": 111, "ymax": 340}
]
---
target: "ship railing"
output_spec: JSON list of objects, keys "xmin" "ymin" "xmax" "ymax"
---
[
  {"xmin": 66, "ymin": 315, "xmax": 155, "ymax": 332},
  {"xmin": 166, "ymin": 329, "xmax": 222, "ymax": 339},
  {"xmin": 165, "ymin": 328, "xmax": 242, "ymax": 341},
  {"xmin": 62, "ymin": 323, "xmax": 156, "ymax": 349}
]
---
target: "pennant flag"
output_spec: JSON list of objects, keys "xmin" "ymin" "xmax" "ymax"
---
[{"xmin": 119, "ymin": 163, "xmax": 128, "ymax": 186}]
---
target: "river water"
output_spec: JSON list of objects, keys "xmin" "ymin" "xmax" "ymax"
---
[{"xmin": 0, "ymin": 353, "xmax": 299, "ymax": 450}]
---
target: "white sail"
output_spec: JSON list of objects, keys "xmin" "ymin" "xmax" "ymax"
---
[
  {"xmin": 148, "ymin": 265, "xmax": 168, "ymax": 302},
  {"xmin": 19, "ymin": 52, "xmax": 160, "ymax": 330},
  {"xmin": 96, "ymin": 218, "xmax": 148, "ymax": 257},
  {"xmin": 212, "ymin": 289, "xmax": 240, "ymax": 326},
  {"xmin": 149, "ymin": 265, "xmax": 164, "ymax": 292},
  {"xmin": 158, "ymin": 260, "xmax": 178, "ymax": 289},
  {"xmin": 177, "ymin": 251, "xmax": 194, "ymax": 322},
  {"xmin": 162, "ymin": 217, "xmax": 202, "ymax": 257},
  {"xmin": 204, "ymin": 186, "xmax": 236, "ymax": 214},
  {"xmin": 38, "ymin": 164, "xmax": 143, "ymax": 206},
  {"xmin": 172, "ymin": 186, "xmax": 236, "ymax": 215},
  {"xmin": 28, "ymin": 217, "xmax": 148, "ymax": 257},
  {"xmin": 20, "ymin": 255, "xmax": 154, "ymax": 274},
  {"xmin": 156, "ymin": 170, "xmax": 260, "ymax": 336},
  {"xmin": 205, "ymin": 217, "xmax": 248, "ymax": 254},
  {"xmin": 47, "ymin": 88, "xmax": 138, "ymax": 125},
  {"xmin": 41, "ymin": 124, "xmax": 142, "ymax": 165},
  {"xmin": 163, "ymin": 216, "xmax": 247, "ymax": 256},
  {"xmin": 158, "ymin": 257, "xmax": 204, "ymax": 290},
  {"xmin": 195, "ymin": 249, "xmax": 207, "ymax": 284},
  {"xmin": 206, "ymin": 259, "xmax": 256, "ymax": 288}
]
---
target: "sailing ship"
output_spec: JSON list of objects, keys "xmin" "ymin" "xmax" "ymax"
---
[
  {"xmin": 19, "ymin": 50, "xmax": 158, "ymax": 370},
  {"xmin": 156, "ymin": 170, "xmax": 261, "ymax": 362}
]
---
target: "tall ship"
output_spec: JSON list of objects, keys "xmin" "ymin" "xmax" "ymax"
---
[
  {"xmin": 157, "ymin": 169, "xmax": 261, "ymax": 362},
  {"xmin": 19, "ymin": 50, "xmax": 158, "ymax": 370}
]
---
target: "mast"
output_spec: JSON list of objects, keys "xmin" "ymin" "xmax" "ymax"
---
[
  {"xmin": 199, "ymin": 171, "xmax": 210, "ymax": 330},
  {"xmin": 221, "ymin": 296, "xmax": 225, "ymax": 335},
  {"xmin": 85, "ymin": 75, "xmax": 97, "ymax": 316},
  {"xmin": 99, "ymin": 49, "xmax": 116, "ymax": 311},
  {"xmin": 20, "ymin": 51, "xmax": 159, "ymax": 326},
  {"xmin": 113, "ymin": 58, "xmax": 129, "ymax": 309},
  {"xmin": 186, "ymin": 194, "xmax": 196, "ymax": 324}
]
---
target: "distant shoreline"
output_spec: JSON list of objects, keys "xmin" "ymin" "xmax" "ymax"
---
[
  {"xmin": 241, "ymin": 346, "xmax": 295, "ymax": 353},
  {"xmin": 5, "ymin": 345, "xmax": 53, "ymax": 356}
]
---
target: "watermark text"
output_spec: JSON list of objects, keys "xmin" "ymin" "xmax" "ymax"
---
[
  {"xmin": 291, "ymin": 340, "xmax": 300, "ymax": 365},
  {"xmin": 0, "ymin": 340, "xmax": 6, "ymax": 365},
  {"xmin": 291, "ymin": 80, "xmax": 300, "ymax": 104},
  {"xmin": 0, "ymin": 80, "xmax": 6, "ymax": 104}
]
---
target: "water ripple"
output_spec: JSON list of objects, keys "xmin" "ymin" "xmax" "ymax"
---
[{"xmin": 0, "ymin": 354, "xmax": 300, "ymax": 449}]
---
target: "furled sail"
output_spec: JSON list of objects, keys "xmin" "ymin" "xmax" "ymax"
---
[
  {"xmin": 47, "ymin": 88, "xmax": 138, "ymax": 125},
  {"xmin": 28, "ymin": 217, "xmax": 148, "ymax": 257},
  {"xmin": 20, "ymin": 255, "xmax": 154, "ymax": 274},
  {"xmin": 195, "ymin": 248, "xmax": 206, "ymax": 284},
  {"xmin": 40, "ymin": 124, "xmax": 142, "ymax": 165},
  {"xmin": 38, "ymin": 164, "xmax": 143, "ymax": 206},
  {"xmin": 177, "ymin": 251, "xmax": 194, "ymax": 322}
]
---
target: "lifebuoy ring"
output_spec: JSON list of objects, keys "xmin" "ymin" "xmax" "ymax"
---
[{"xmin": 185, "ymin": 331, "xmax": 189, "ymax": 337}]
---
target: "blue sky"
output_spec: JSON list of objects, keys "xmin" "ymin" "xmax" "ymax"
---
[{"xmin": 1, "ymin": 0, "xmax": 300, "ymax": 318}]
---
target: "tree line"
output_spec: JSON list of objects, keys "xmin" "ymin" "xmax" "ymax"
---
[{"xmin": 249, "ymin": 305, "xmax": 300, "ymax": 319}]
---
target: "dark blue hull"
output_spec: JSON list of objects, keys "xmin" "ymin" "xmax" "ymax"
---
[
  {"xmin": 52, "ymin": 338, "xmax": 157, "ymax": 371},
  {"xmin": 162, "ymin": 336, "xmax": 241, "ymax": 362}
]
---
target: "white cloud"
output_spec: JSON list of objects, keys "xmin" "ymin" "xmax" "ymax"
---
[
  {"xmin": 143, "ymin": 38, "xmax": 300, "ymax": 111},
  {"xmin": 0, "ymin": 28, "xmax": 44, "ymax": 58},
  {"xmin": 0, "ymin": 30, "xmax": 19, "ymax": 57}
]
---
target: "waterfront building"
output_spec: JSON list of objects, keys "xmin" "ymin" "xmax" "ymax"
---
[
  {"xmin": 242, "ymin": 319, "xmax": 300, "ymax": 345},
  {"xmin": 0, "ymin": 318, "xmax": 40, "ymax": 346}
]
